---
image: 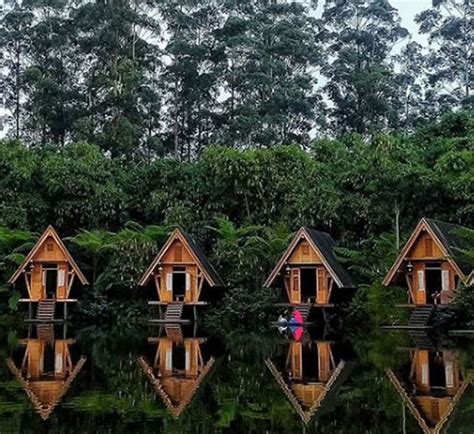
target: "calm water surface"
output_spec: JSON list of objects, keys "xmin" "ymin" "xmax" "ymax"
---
[{"xmin": 0, "ymin": 322, "xmax": 473, "ymax": 433}]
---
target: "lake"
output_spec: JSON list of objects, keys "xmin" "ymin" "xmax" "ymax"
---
[{"xmin": 0, "ymin": 323, "xmax": 473, "ymax": 433}]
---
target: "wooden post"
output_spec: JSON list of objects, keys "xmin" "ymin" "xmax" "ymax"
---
[
  {"xmin": 64, "ymin": 303, "xmax": 68, "ymax": 321},
  {"xmin": 193, "ymin": 305, "xmax": 197, "ymax": 322},
  {"xmin": 28, "ymin": 302, "xmax": 32, "ymax": 320},
  {"xmin": 158, "ymin": 305, "xmax": 163, "ymax": 320}
]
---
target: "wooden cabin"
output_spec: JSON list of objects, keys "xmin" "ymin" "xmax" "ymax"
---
[
  {"xmin": 8, "ymin": 226, "xmax": 88, "ymax": 321},
  {"xmin": 264, "ymin": 227, "xmax": 355, "ymax": 321},
  {"xmin": 265, "ymin": 331, "xmax": 348, "ymax": 424},
  {"xmin": 386, "ymin": 347, "xmax": 468, "ymax": 434},
  {"xmin": 383, "ymin": 218, "xmax": 472, "ymax": 306},
  {"xmin": 138, "ymin": 228, "xmax": 224, "ymax": 322},
  {"xmin": 138, "ymin": 325, "xmax": 215, "ymax": 417},
  {"xmin": 7, "ymin": 325, "xmax": 86, "ymax": 420}
]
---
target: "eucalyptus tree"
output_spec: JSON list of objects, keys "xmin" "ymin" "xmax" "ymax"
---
[
  {"xmin": 71, "ymin": 0, "xmax": 161, "ymax": 158},
  {"xmin": 159, "ymin": 0, "xmax": 224, "ymax": 160},
  {"xmin": 217, "ymin": 0, "xmax": 322, "ymax": 148},
  {"xmin": 18, "ymin": 0, "xmax": 80, "ymax": 145},
  {"xmin": 321, "ymin": 0, "xmax": 409, "ymax": 136},
  {"xmin": 416, "ymin": 0, "xmax": 473, "ymax": 114},
  {"xmin": 0, "ymin": 3, "xmax": 34, "ymax": 139}
]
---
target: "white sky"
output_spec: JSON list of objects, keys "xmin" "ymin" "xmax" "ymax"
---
[{"xmin": 391, "ymin": 0, "xmax": 431, "ymax": 42}]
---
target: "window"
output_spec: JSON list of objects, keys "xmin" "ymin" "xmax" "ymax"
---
[
  {"xmin": 46, "ymin": 242, "xmax": 54, "ymax": 252},
  {"xmin": 302, "ymin": 243, "xmax": 310, "ymax": 256}
]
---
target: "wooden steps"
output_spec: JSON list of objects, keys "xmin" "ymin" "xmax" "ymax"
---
[
  {"xmin": 408, "ymin": 306, "xmax": 433, "ymax": 329},
  {"xmin": 164, "ymin": 303, "xmax": 184, "ymax": 322},
  {"xmin": 36, "ymin": 299, "xmax": 56, "ymax": 322},
  {"xmin": 293, "ymin": 305, "xmax": 311, "ymax": 322}
]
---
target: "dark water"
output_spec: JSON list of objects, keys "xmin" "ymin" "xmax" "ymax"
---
[{"xmin": 0, "ymin": 322, "xmax": 473, "ymax": 434}]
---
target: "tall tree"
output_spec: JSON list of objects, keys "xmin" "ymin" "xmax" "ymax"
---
[
  {"xmin": 71, "ymin": 0, "xmax": 161, "ymax": 158},
  {"xmin": 217, "ymin": 0, "xmax": 322, "ymax": 148},
  {"xmin": 416, "ymin": 0, "xmax": 473, "ymax": 114},
  {"xmin": 321, "ymin": 0, "xmax": 409, "ymax": 136},
  {"xmin": 159, "ymin": 1, "xmax": 223, "ymax": 160},
  {"xmin": 0, "ymin": 3, "xmax": 33, "ymax": 139},
  {"xmin": 21, "ymin": 0, "xmax": 79, "ymax": 145}
]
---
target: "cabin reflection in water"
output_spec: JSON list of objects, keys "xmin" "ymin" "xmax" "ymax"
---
[
  {"xmin": 386, "ymin": 346, "xmax": 469, "ymax": 434},
  {"xmin": 138, "ymin": 325, "xmax": 215, "ymax": 417},
  {"xmin": 7, "ymin": 325, "xmax": 86, "ymax": 420},
  {"xmin": 265, "ymin": 328, "xmax": 349, "ymax": 424}
]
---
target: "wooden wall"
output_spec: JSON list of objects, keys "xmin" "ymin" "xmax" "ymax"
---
[
  {"xmin": 288, "ymin": 239, "xmax": 322, "ymax": 264},
  {"xmin": 155, "ymin": 239, "xmax": 201, "ymax": 303}
]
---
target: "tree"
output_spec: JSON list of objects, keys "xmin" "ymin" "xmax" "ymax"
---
[
  {"xmin": 416, "ymin": 0, "xmax": 473, "ymax": 114},
  {"xmin": 71, "ymin": 0, "xmax": 161, "ymax": 158},
  {"xmin": 217, "ymin": 0, "xmax": 322, "ymax": 147},
  {"xmin": 0, "ymin": 3, "xmax": 33, "ymax": 139},
  {"xmin": 321, "ymin": 0, "xmax": 409, "ymax": 135}
]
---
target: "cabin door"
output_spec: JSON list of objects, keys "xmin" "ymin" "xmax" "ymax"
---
[
  {"xmin": 414, "ymin": 263, "xmax": 426, "ymax": 305},
  {"xmin": 290, "ymin": 269, "xmax": 300, "ymax": 304},
  {"xmin": 43, "ymin": 264, "xmax": 58, "ymax": 299}
]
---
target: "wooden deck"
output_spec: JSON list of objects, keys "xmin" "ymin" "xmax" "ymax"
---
[
  {"xmin": 274, "ymin": 303, "xmax": 335, "ymax": 308},
  {"xmin": 19, "ymin": 298, "xmax": 78, "ymax": 303},
  {"xmin": 148, "ymin": 301, "xmax": 208, "ymax": 306}
]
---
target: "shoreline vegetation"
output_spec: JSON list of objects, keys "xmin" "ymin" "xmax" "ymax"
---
[{"xmin": 0, "ymin": 112, "xmax": 473, "ymax": 330}]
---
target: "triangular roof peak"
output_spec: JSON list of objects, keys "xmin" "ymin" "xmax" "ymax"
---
[
  {"xmin": 265, "ymin": 357, "xmax": 346, "ymax": 424},
  {"xmin": 383, "ymin": 217, "xmax": 470, "ymax": 286},
  {"xmin": 386, "ymin": 368, "xmax": 468, "ymax": 434},
  {"xmin": 8, "ymin": 226, "xmax": 88, "ymax": 285},
  {"xmin": 137, "ymin": 355, "xmax": 216, "ymax": 418},
  {"xmin": 138, "ymin": 227, "xmax": 224, "ymax": 287},
  {"xmin": 264, "ymin": 227, "xmax": 354, "ymax": 289}
]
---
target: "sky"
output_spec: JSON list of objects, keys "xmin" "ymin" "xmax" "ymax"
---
[{"xmin": 391, "ymin": 0, "xmax": 431, "ymax": 43}]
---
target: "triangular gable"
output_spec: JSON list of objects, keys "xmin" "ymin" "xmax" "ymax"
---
[
  {"xmin": 265, "ymin": 358, "xmax": 346, "ymax": 424},
  {"xmin": 137, "ymin": 355, "xmax": 215, "ymax": 418},
  {"xmin": 138, "ymin": 228, "xmax": 223, "ymax": 287},
  {"xmin": 264, "ymin": 227, "xmax": 354, "ymax": 289},
  {"xmin": 7, "ymin": 356, "xmax": 86, "ymax": 420},
  {"xmin": 8, "ymin": 226, "xmax": 88, "ymax": 285},
  {"xmin": 383, "ymin": 218, "xmax": 466, "ymax": 286},
  {"xmin": 386, "ymin": 368, "xmax": 468, "ymax": 434}
]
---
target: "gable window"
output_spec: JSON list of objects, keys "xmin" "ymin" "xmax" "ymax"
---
[
  {"xmin": 302, "ymin": 243, "xmax": 310, "ymax": 256},
  {"xmin": 46, "ymin": 242, "xmax": 54, "ymax": 252},
  {"xmin": 174, "ymin": 244, "xmax": 183, "ymax": 262}
]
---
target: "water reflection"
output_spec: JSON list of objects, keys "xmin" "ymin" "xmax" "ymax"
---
[
  {"xmin": 138, "ymin": 324, "xmax": 216, "ymax": 418},
  {"xmin": 7, "ymin": 324, "xmax": 86, "ymax": 420},
  {"xmin": 265, "ymin": 326, "xmax": 350, "ymax": 425},
  {"xmin": 386, "ymin": 332, "xmax": 470, "ymax": 434}
]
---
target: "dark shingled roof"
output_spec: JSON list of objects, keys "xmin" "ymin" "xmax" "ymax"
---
[
  {"xmin": 180, "ymin": 230, "xmax": 224, "ymax": 287},
  {"xmin": 425, "ymin": 218, "xmax": 472, "ymax": 275},
  {"xmin": 304, "ymin": 228, "xmax": 355, "ymax": 289}
]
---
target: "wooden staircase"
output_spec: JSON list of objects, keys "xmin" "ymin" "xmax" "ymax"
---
[
  {"xmin": 37, "ymin": 299, "xmax": 56, "ymax": 322},
  {"xmin": 293, "ymin": 305, "xmax": 311, "ymax": 323},
  {"xmin": 408, "ymin": 306, "xmax": 433, "ymax": 329},
  {"xmin": 164, "ymin": 303, "xmax": 184, "ymax": 322},
  {"xmin": 408, "ymin": 330, "xmax": 433, "ymax": 349}
]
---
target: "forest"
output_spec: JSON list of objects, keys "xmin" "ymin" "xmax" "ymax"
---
[{"xmin": 0, "ymin": 0, "xmax": 473, "ymax": 327}]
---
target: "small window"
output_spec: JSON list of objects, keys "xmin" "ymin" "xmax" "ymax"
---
[
  {"xmin": 46, "ymin": 242, "xmax": 54, "ymax": 252},
  {"xmin": 302, "ymin": 243, "xmax": 310, "ymax": 256},
  {"xmin": 424, "ymin": 238, "xmax": 433, "ymax": 257}
]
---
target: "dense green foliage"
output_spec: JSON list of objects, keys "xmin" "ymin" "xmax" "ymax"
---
[{"xmin": 0, "ymin": 112, "xmax": 473, "ymax": 324}]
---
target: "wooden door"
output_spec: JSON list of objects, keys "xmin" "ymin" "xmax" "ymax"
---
[
  {"xmin": 290, "ymin": 269, "xmax": 300, "ymax": 304},
  {"xmin": 290, "ymin": 342, "xmax": 303, "ymax": 380},
  {"xmin": 316, "ymin": 268, "xmax": 327, "ymax": 304},
  {"xmin": 415, "ymin": 350, "xmax": 430, "ymax": 393},
  {"xmin": 414, "ymin": 263, "xmax": 426, "ymax": 305},
  {"xmin": 317, "ymin": 342, "xmax": 331, "ymax": 382}
]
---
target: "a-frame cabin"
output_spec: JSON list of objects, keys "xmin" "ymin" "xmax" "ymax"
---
[
  {"xmin": 137, "ymin": 325, "xmax": 216, "ymax": 418},
  {"xmin": 265, "ymin": 331, "xmax": 349, "ymax": 425},
  {"xmin": 386, "ymin": 346, "xmax": 469, "ymax": 434},
  {"xmin": 7, "ymin": 325, "xmax": 86, "ymax": 420},
  {"xmin": 383, "ymin": 218, "xmax": 472, "ymax": 306},
  {"xmin": 138, "ymin": 228, "xmax": 224, "ymax": 322},
  {"xmin": 8, "ymin": 226, "xmax": 88, "ymax": 321},
  {"xmin": 264, "ymin": 227, "xmax": 355, "ymax": 321}
]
